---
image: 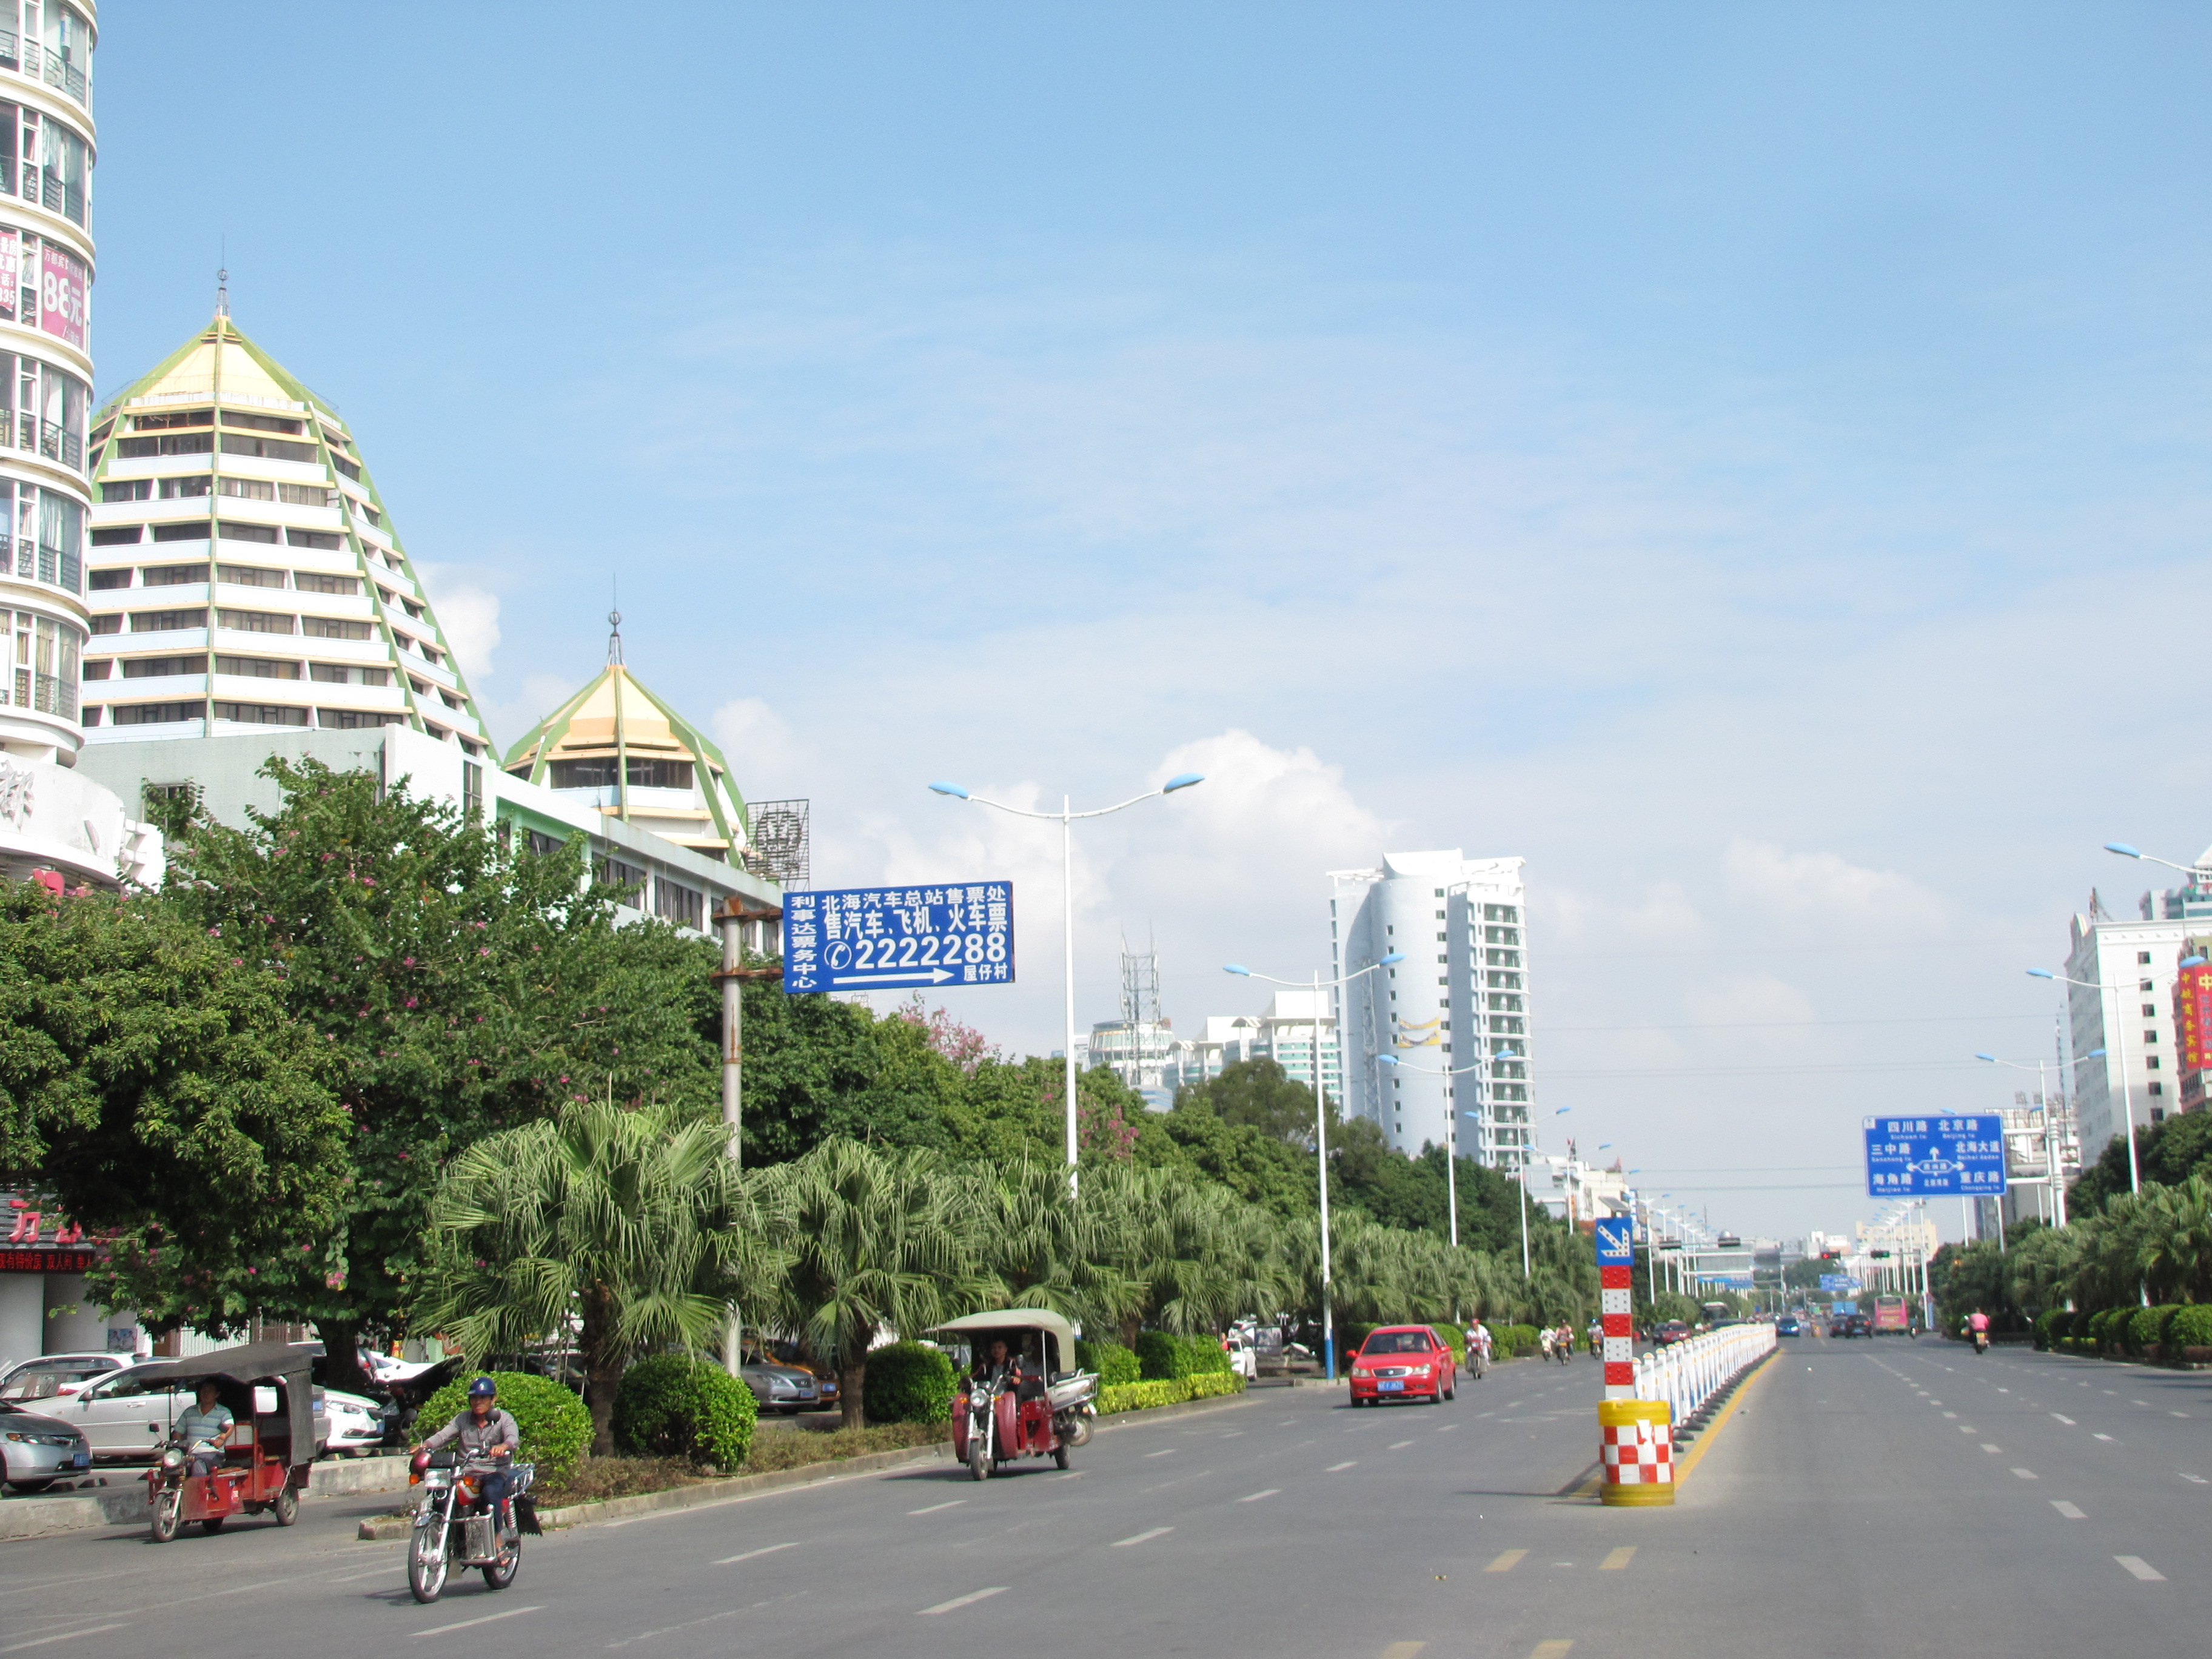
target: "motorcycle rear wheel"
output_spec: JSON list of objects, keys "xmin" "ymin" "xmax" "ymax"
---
[
  {"xmin": 1053, "ymin": 1444, "xmax": 1070, "ymax": 1471},
  {"xmin": 482, "ymin": 1535, "xmax": 520, "ymax": 1590},
  {"xmin": 408, "ymin": 1524, "xmax": 450, "ymax": 1604},
  {"xmin": 270, "ymin": 1483, "xmax": 298, "ymax": 1526},
  {"xmin": 149, "ymin": 1490, "xmax": 181, "ymax": 1543}
]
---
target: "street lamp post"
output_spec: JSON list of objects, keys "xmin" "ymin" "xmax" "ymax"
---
[
  {"xmin": 1973, "ymin": 1047, "xmax": 2108, "ymax": 1228},
  {"xmin": 932, "ymin": 771, "xmax": 1204, "ymax": 1191},
  {"xmin": 2029, "ymin": 956, "xmax": 2205, "ymax": 1199},
  {"xmin": 1375, "ymin": 1047, "xmax": 1520, "ymax": 1248},
  {"xmin": 1224, "ymin": 951, "xmax": 1404, "ymax": 1382}
]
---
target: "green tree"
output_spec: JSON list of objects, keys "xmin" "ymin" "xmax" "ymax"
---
[
  {"xmin": 132, "ymin": 758, "xmax": 721, "ymax": 1392},
  {"xmin": 1175, "ymin": 1057, "xmax": 1325, "ymax": 1144},
  {"xmin": 0, "ymin": 884, "xmax": 349, "ymax": 1304},
  {"xmin": 751, "ymin": 1139, "xmax": 997, "ymax": 1429},
  {"xmin": 412, "ymin": 1093, "xmax": 774, "ymax": 1455}
]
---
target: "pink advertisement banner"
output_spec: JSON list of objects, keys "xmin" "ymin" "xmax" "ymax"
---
[{"xmin": 39, "ymin": 243, "xmax": 85, "ymax": 349}]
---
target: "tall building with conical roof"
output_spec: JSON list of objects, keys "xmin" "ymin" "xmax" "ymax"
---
[{"xmin": 78, "ymin": 312, "xmax": 492, "ymax": 756}]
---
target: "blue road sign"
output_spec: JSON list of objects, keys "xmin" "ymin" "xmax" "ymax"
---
[
  {"xmin": 1819, "ymin": 1273, "xmax": 1857, "ymax": 1293},
  {"xmin": 1863, "ymin": 1114, "xmax": 2006, "ymax": 1197},
  {"xmin": 782, "ymin": 882, "xmax": 1014, "ymax": 994},
  {"xmin": 1594, "ymin": 1218, "xmax": 1634, "ymax": 1265},
  {"xmin": 1697, "ymin": 1272, "xmax": 1754, "ymax": 1289}
]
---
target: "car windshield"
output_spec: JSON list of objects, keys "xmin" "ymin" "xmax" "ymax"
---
[
  {"xmin": 0, "ymin": 1364, "xmax": 105, "ymax": 1399},
  {"xmin": 1361, "ymin": 1332, "xmax": 1433, "ymax": 1355}
]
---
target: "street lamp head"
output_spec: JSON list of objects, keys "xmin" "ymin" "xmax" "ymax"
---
[
  {"xmin": 1379, "ymin": 951, "xmax": 1406, "ymax": 967},
  {"xmin": 1598, "ymin": 1141, "xmax": 1614, "ymax": 1150},
  {"xmin": 1162, "ymin": 772, "xmax": 1205, "ymax": 794},
  {"xmin": 1555, "ymin": 1106, "xmax": 1572, "ymax": 1116},
  {"xmin": 2105, "ymin": 842, "xmax": 2143, "ymax": 859},
  {"xmin": 1377, "ymin": 1054, "xmax": 1400, "ymax": 1066},
  {"xmin": 1493, "ymin": 1048, "xmax": 1517, "ymax": 1062},
  {"xmin": 1222, "ymin": 964, "xmax": 1252, "ymax": 977},
  {"xmin": 1975, "ymin": 1053, "xmax": 1997, "ymax": 1063},
  {"xmin": 2185, "ymin": 956, "xmax": 2209, "ymax": 969},
  {"xmin": 2026, "ymin": 968, "xmax": 2056, "ymax": 980},
  {"xmin": 2087, "ymin": 1047, "xmax": 2106, "ymax": 1058},
  {"xmin": 927, "ymin": 782, "xmax": 970, "ymax": 799}
]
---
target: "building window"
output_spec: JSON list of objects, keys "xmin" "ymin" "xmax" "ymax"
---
[
  {"xmin": 286, "ymin": 529, "xmax": 343, "ymax": 550},
  {"xmin": 112, "ymin": 700, "xmax": 201, "ymax": 725},
  {"xmin": 309, "ymin": 662, "xmax": 388, "ymax": 685},
  {"xmin": 120, "ymin": 655, "xmax": 199, "ymax": 679},
  {"xmin": 129, "ymin": 608, "xmax": 206, "ymax": 632},
  {"xmin": 212, "ymin": 700, "xmax": 308, "ymax": 726},
  {"xmin": 292, "ymin": 571, "xmax": 359, "ymax": 594},
  {"xmin": 315, "ymin": 707, "xmax": 400, "ymax": 729},
  {"xmin": 218, "ymin": 564, "xmax": 286, "ymax": 589},
  {"xmin": 2145, "ymin": 1030, "xmax": 2159, "ymax": 1044},
  {"xmin": 303, "ymin": 617, "xmax": 373, "ymax": 640},
  {"xmin": 87, "ymin": 565, "xmax": 129, "ymax": 587},
  {"xmin": 216, "ymin": 609, "xmax": 295, "ymax": 635},
  {"xmin": 461, "ymin": 761, "xmax": 483, "ymax": 820},
  {"xmin": 116, "ymin": 432, "xmax": 213, "ymax": 458},
  {"xmin": 151, "ymin": 521, "xmax": 211, "ymax": 543},
  {"xmin": 548, "ymin": 757, "xmax": 696, "ymax": 791},
  {"xmin": 159, "ymin": 476, "xmax": 213, "ymax": 498},
  {"xmin": 142, "ymin": 562, "xmax": 209, "ymax": 586},
  {"xmin": 654, "ymin": 878, "xmax": 704, "ymax": 931},
  {"xmin": 2140, "ymin": 951, "xmax": 2153, "ymax": 964},
  {"xmin": 594, "ymin": 855, "xmax": 646, "ymax": 894},
  {"xmin": 2150, "ymin": 1082, "xmax": 2165, "ymax": 1098},
  {"xmin": 132, "ymin": 409, "xmax": 213, "ymax": 431},
  {"xmin": 217, "ymin": 521, "xmax": 280, "ymax": 544},
  {"xmin": 218, "ymin": 477, "xmax": 276, "ymax": 501},
  {"xmin": 221, "ymin": 411, "xmax": 304, "ymax": 436},
  {"xmin": 90, "ymin": 528, "xmax": 142, "ymax": 548},
  {"xmin": 526, "ymin": 829, "xmax": 563, "ymax": 857},
  {"xmin": 2145, "ymin": 1056, "xmax": 2160, "ymax": 1071},
  {"xmin": 89, "ymin": 612, "xmax": 117, "ymax": 633},
  {"xmin": 218, "ymin": 434, "xmax": 317, "ymax": 464},
  {"xmin": 214, "ymin": 655, "xmax": 299, "ymax": 680},
  {"xmin": 278, "ymin": 483, "xmax": 338, "ymax": 508}
]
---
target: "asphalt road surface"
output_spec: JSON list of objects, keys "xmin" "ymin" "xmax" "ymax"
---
[{"xmin": 4, "ymin": 1341, "xmax": 2208, "ymax": 1658}]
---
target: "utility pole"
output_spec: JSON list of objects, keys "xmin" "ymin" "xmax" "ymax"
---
[{"xmin": 714, "ymin": 894, "xmax": 783, "ymax": 1373}]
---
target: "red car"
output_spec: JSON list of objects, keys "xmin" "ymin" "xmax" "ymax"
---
[{"xmin": 1348, "ymin": 1326, "xmax": 1458, "ymax": 1406}]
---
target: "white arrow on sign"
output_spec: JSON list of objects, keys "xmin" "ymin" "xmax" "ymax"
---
[{"xmin": 834, "ymin": 968, "xmax": 957, "ymax": 985}]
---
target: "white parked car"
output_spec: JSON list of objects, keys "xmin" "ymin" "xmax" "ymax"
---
[
  {"xmin": 1222, "ymin": 1335, "xmax": 1258, "ymax": 1380},
  {"xmin": 0, "ymin": 1352, "xmax": 134, "ymax": 1403},
  {"xmin": 322, "ymin": 1389, "xmax": 390, "ymax": 1456},
  {"xmin": 44, "ymin": 1364, "xmax": 198, "ymax": 1460}
]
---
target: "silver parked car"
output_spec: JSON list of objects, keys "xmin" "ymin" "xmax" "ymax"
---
[
  {"xmin": 0, "ymin": 1352, "xmax": 132, "ymax": 1403},
  {"xmin": 740, "ymin": 1360, "xmax": 822, "ymax": 1415},
  {"xmin": 1, "ymin": 1401, "xmax": 93, "ymax": 1492},
  {"xmin": 46, "ymin": 1363, "xmax": 198, "ymax": 1460}
]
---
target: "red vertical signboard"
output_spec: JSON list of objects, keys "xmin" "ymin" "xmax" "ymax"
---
[{"xmin": 2179, "ymin": 961, "xmax": 2212, "ymax": 1073}]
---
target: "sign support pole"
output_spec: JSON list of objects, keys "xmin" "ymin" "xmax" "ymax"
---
[{"xmin": 714, "ymin": 896, "xmax": 782, "ymax": 1375}]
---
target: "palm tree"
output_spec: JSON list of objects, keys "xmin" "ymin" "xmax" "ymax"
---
[
  {"xmin": 985, "ymin": 1158, "xmax": 1145, "ymax": 1338},
  {"xmin": 2137, "ymin": 1175, "xmax": 2212, "ymax": 1305},
  {"xmin": 1081, "ymin": 1163, "xmax": 1288, "ymax": 1344},
  {"xmin": 414, "ymin": 1093, "xmax": 775, "ymax": 1455},
  {"xmin": 750, "ymin": 1139, "xmax": 996, "ymax": 1429}
]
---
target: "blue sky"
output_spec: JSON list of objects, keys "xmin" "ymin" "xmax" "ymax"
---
[{"xmin": 93, "ymin": 4, "xmax": 2212, "ymax": 1239}]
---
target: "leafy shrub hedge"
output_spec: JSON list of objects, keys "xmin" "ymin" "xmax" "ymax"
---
[
  {"xmin": 2127, "ymin": 1306, "xmax": 2163, "ymax": 1353},
  {"xmin": 1435, "ymin": 1327, "xmax": 1467, "ymax": 1366},
  {"xmin": 1075, "ymin": 1339, "xmax": 1141, "ymax": 1386},
  {"xmin": 2085, "ymin": 1309, "xmax": 2117, "ymax": 1349},
  {"xmin": 1134, "ymin": 1332, "xmax": 1229, "ymax": 1381},
  {"xmin": 2169, "ymin": 1304, "xmax": 2212, "ymax": 1350},
  {"xmin": 2034, "ymin": 1308, "xmax": 2068, "ymax": 1350},
  {"xmin": 611, "ymin": 1354, "xmax": 757, "ymax": 1470},
  {"xmin": 1097, "ymin": 1372, "xmax": 1247, "ymax": 1415},
  {"xmin": 416, "ymin": 1370, "xmax": 593, "ymax": 1487},
  {"xmin": 1493, "ymin": 1324, "xmax": 1541, "ymax": 1358},
  {"xmin": 862, "ymin": 1341, "xmax": 957, "ymax": 1425}
]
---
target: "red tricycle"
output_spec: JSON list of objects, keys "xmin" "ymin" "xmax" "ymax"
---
[
  {"xmin": 141, "ymin": 1339, "xmax": 321, "ymax": 1541},
  {"xmin": 933, "ymin": 1309, "xmax": 1098, "ymax": 1482}
]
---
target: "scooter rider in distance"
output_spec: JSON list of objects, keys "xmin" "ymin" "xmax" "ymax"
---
[
  {"xmin": 421, "ymin": 1376, "xmax": 523, "ymax": 1540},
  {"xmin": 1966, "ymin": 1308, "xmax": 1991, "ymax": 1354}
]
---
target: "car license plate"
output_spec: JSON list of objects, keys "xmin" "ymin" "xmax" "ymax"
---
[
  {"xmin": 71, "ymin": 1452, "xmax": 90, "ymax": 1467},
  {"xmin": 1378, "ymin": 1381, "xmax": 1404, "ymax": 1392}
]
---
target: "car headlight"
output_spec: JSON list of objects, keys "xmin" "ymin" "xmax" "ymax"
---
[{"xmin": 1350, "ymin": 1367, "xmax": 1373, "ymax": 1379}]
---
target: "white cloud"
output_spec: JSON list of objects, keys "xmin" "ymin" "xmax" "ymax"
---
[
  {"xmin": 709, "ymin": 697, "xmax": 811, "ymax": 801},
  {"xmin": 416, "ymin": 564, "xmax": 502, "ymax": 680},
  {"xmin": 1543, "ymin": 880, "xmax": 1703, "ymax": 949},
  {"xmin": 1723, "ymin": 839, "xmax": 1940, "ymax": 922}
]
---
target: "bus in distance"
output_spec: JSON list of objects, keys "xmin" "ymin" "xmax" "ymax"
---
[{"xmin": 1872, "ymin": 1294, "xmax": 1910, "ymax": 1334}]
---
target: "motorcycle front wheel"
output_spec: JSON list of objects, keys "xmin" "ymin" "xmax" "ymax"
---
[
  {"xmin": 408, "ymin": 1523, "xmax": 451, "ymax": 1604},
  {"xmin": 482, "ymin": 1534, "xmax": 520, "ymax": 1590},
  {"xmin": 149, "ymin": 1489, "xmax": 181, "ymax": 1544},
  {"xmin": 968, "ymin": 1442, "xmax": 990, "ymax": 1481}
]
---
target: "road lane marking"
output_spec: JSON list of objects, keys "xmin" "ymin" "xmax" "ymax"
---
[
  {"xmin": 1238, "ymin": 1489, "xmax": 1279, "ymax": 1503},
  {"xmin": 1530, "ymin": 1643, "xmax": 1575, "ymax": 1658},
  {"xmin": 1389, "ymin": 1439, "xmax": 1415, "ymax": 1449},
  {"xmin": 2094, "ymin": 1433, "xmax": 2116, "ymax": 1443},
  {"xmin": 1144, "ymin": 1449, "xmax": 1177, "ymax": 1458},
  {"xmin": 1327, "ymin": 1460, "xmax": 1358, "ymax": 1472},
  {"xmin": 2116, "ymin": 1556, "xmax": 2166, "ymax": 1582},
  {"xmin": 1221, "ymin": 1430, "xmax": 1245, "ymax": 1438},
  {"xmin": 2051, "ymin": 1414, "xmax": 2075, "ymax": 1424},
  {"xmin": 1378, "ymin": 1645, "xmax": 1426, "ymax": 1659},
  {"xmin": 2051, "ymin": 1501, "xmax": 2085, "ymax": 1519},
  {"xmin": 1981, "ymin": 1444, "xmax": 2001, "ymax": 1453},
  {"xmin": 1484, "ymin": 1549, "xmax": 1528, "ymax": 1573},
  {"xmin": 0, "ymin": 1627, "xmax": 133, "ymax": 1654},
  {"xmin": 1112, "ymin": 1527, "xmax": 1173, "ymax": 1547},
  {"xmin": 1436, "ymin": 1424, "xmax": 1458, "ymax": 1433},
  {"xmin": 2012, "ymin": 1469, "xmax": 2038, "ymax": 1480},
  {"xmin": 919, "ymin": 1588, "xmax": 1010, "ymax": 1615},
  {"xmin": 2173, "ymin": 1412, "xmax": 2188, "ymax": 1418},
  {"xmin": 1942, "ymin": 1412, "xmax": 1957, "ymax": 1419},
  {"xmin": 1959, "ymin": 1426, "xmax": 1976, "ymax": 1433},
  {"xmin": 1600, "ymin": 1546, "xmax": 1636, "ymax": 1570},
  {"xmin": 410, "ymin": 1607, "xmax": 543, "ymax": 1638},
  {"xmin": 716, "ymin": 1541, "xmax": 802, "ymax": 1563},
  {"xmin": 908, "ymin": 1500, "xmax": 966, "ymax": 1515},
  {"xmin": 2181, "ymin": 1473, "xmax": 2208, "ymax": 1484}
]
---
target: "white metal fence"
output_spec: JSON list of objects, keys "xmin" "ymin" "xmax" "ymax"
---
[{"xmin": 1633, "ymin": 1322, "xmax": 1775, "ymax": 1421}]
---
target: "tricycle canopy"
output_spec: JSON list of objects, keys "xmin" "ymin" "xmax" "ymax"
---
[
  {"xmin": 926, "ymin": 1309, "xmax": 1079, "ymax": 1376},
  {"xmin": 132, "ymin": 1339, "xmax": 321, "ymax": 1456}
]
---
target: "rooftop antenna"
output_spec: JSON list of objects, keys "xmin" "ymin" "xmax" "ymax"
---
[
  {"xmin": 216, "ymin": 235, "xmax": 229, "ymax": 319},
  {"xmin": 607, "ymin": 580, "xmax": 624, "ymax": 666}
]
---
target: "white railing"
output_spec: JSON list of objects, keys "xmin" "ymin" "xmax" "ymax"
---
[{"xmin": 1634, "ymin": 1322, "xmax": 1775, "ymax": 1421}]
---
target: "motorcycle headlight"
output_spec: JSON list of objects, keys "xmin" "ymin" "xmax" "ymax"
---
[{"xmin": 160, "ymin": 1447, "xmax": 186, "ymax": 1470}]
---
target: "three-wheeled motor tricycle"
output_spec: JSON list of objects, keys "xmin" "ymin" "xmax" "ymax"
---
[
  {"xmin": 931, "ymin": 1309, "xmax": 1099, "ymax": 1481},
  {"xmin": 139, "ymin": 1339, "xmax": 324, "ymax": 1541}
]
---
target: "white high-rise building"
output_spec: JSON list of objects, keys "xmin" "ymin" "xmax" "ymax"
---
[
  {"xmin": 2065, "ymin": 866, "xmax": 2212, "ymax": 1162},
  {"xmin": 1330, "ymin": 850, "xmax": 1532, "ymax": 1165},
  {"xmin": 1167, "ymin": 990, "xmax": 1343, "ymax": 1102}
]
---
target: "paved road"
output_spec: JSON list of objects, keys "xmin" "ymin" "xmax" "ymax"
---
[{"xmin": 3, "ymin": 1343, "xmax": 2207, "ymax": 1658}]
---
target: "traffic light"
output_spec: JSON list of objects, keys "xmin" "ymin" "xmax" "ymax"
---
[
  {"xmin": 1869, "ymin": 1250, "xmax": 1891, "ymax": 1259},
  {"xmin": 1820, "ymin": 1250, "xmax": 1841, "ymax": 1261}
]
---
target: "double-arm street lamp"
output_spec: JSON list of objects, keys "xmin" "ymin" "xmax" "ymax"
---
[
  {"xmin": 1222, "ymin": 950, "xmax": 1404, "ymax": 1382},
  {"xmin": 1375, "ymin": 1048, "xmax": 1518, "ymax": 1253},
  {"xmin": 931, "ymin": 770, "xmax": 1204, "ymax": 1191},
  {"xmin": 1972, "ymin": 1047, "xmax": 2106, "ymax": 1228}
]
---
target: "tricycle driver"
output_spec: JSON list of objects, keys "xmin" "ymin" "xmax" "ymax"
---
[
  {"xmin": 175, "ymin": 1381, "xmax": 235, "ymax": 1476},
  {"xmin": 419, "ymin": 1375, "xmax": 523, "ymax": 1540}
]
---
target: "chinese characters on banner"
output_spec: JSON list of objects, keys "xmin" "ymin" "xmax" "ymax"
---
[
  {"xmin": 0, "ymin": 229, "xmax": 18, "ymax": 323},
  {"xmin": 1862, "ymin": 1114, "xmax": 2008, "ymax": 1196},
  {"xmin": 2179, "ymin": 961, "xmax": 2212, "ymax": 1073},
  {"xmin": 39, "ymin": 243, "xmax": 84, "ymax": 348},
  {"xmin": 781, "ymin": 882, "xmax": 1014, "ymax": 994}
]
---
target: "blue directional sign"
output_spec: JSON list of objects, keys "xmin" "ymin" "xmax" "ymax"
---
[
  {"xmin": 1594, "ymin": 1218, "xmax": 1634, "ymax": 1265},
  {"xmin": 1819, "ymin": 1273, "xmax": 1857, "ymax": 1294},
  {"xmin": 781, "ymin": 882, "xmax": 1013, "ymax": 994},
  {"xmin": 1863, "ymin": 1114, "xmax": 2006, "ymax": 1197}
]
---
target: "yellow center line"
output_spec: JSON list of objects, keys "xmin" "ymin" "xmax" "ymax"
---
[
  {"xmin": 1378, "ymin": 1644, "xmax": 1427, "ymax": 1659},
  {"xmin": 1599, "ymin": 1546, "xmax": 1636, "ymax": 1570},
  {"xmin": 1530, "ymin": 1643, "xmax": 1576, "ymax": 1658},
  {"xmin": 1484, "ymin": 1548, "xmax": 1528, "ymax": 1573}
]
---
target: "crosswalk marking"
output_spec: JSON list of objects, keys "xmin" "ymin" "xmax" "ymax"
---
[
  {"xmin": 2116, "ymin": 1556, "xmax": 2166, "ymax": 1583},
  {"xmin": 1599, "ymin": 1546, "xmax": 1636, "ymax": 1570},
  {"xmin": 1484, "ymin": 1549, "xmax": 1528, "ymax": 1574}
]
